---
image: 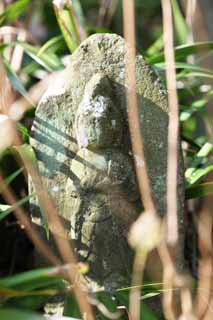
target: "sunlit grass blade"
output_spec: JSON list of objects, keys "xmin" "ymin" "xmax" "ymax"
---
[
  {"xmin": 186, "ymin": 142, "xmax": 213, "ymax": 173},
  {"xmin": 185, "ymin": 142, "xmax": 213, "ymax": 185},
  {"xmin": 72, "ymin": 0, "xmax": 87, "ymax": 40},
  {"xmin": 0, "ymin": 204, "xmax": 11, "ymax": 212},
  {"xmin": 3, "ymin": 58, "xmax": 34, "ymax": 105},
  {"xmin": 146, "ymin": 34, "xmax": 164, "ymax": 57},
  {"xmin": 178, "ymin": 71, "xmax": 213, "ymax": 79},
  {"xmin": 53, "ymin": 0, "xmax": 81, "ymax": 53},
  {"xmin": 1, "ymin": 167, "xmax": 24, "ymax": 192},
  {"xmin": 0, "ymin": 266, "xmax": 64, "ymax": 291},
  {"xmin": 1, "ymin": 41, "xmax": 64, "ymax": 72},
  {"xmin": 181, "ymin": 134, "xmax": 201, "ymax": 150},
  {"xmin": 186, "ymin": 182, "xmax": 213, "ymax": 199},
  {"xmin": 14, "ymin": 144, "xmax": 49, "ymax": 235},
  {"xmin": 0, "ymin": 0, "xmax": 31, "ymax": 25},
  {"xmin": 148, "ymin": 41, "xmax": 213, "ymax": 64},
  {"xmin": 37, "ymin": 35, "xmax": 65, "ymax": 55},
  {"xmin": 156, "ymin": 61, "xmax": 213, "ymax": 75},
  {"xmin": 17, "ymin": 123, "xmax": 30, "ymax": 142},
  {"xmin": 180, "ymin": 99, "xmax": 208, "ymax": 122},
  {"xmin": 0, "ymin": 287, "xmax": 58, "ymax": 298},
  {"xmin": 186, "ymin": 165, "xmax": 213, "ymax": 186},
  {"xmin": 20, "ymin": 42, "xmax": 64, "ymax": 72},
  {"xmin": 141, "ymin": 292, "xmax": 161, "ymax": 300},
  {"xmin": 0, "ymin": 193, "xmax": 35, "ymax": 221},
  {"xmin": 171, "ymin": 0, "xmax": 189, "ymax": 45}
]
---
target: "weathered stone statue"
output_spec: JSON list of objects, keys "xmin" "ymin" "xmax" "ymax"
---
[{"xmin": 29, "ymin": 33, "xmax": 185, "ymax": 290}]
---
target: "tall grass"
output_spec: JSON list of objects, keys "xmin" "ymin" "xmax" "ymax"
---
[{"xmin": 0, "ymin": 0, "xmax": 212, "ymax": 319}]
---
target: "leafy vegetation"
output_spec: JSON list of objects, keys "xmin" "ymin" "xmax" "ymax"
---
[{"xmin": 0, "ymin": 0, "xmax": 212, "ymax": 319}]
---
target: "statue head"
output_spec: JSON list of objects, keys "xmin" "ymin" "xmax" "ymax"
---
[{"xmin": 75, "ymin": 73, "xmax": 123, "ymax": 150}]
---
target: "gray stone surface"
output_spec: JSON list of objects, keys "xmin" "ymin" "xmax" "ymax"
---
[{"xmin": 29, "ymin": 33, "xmax": 185, "ymax": 290}]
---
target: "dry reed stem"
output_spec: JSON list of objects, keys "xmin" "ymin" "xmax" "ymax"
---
[
  {"xmin": 161, "ymin": 1, "xmax": 194, "ymax": 318},
  {"xmin": 98, "ymin": 0, "xmax": 118, "ymax": 27},
  {"xmin": 122, "ymin": 1, "xmax": 158, "ymax": 319},
  {"xmin": 186, "ymin": 0, "xmax": 197, "ymax": 31},
  {"xmin": 161, "ymin": 0, "xmax": 179, "ymax": 247},
  {"xmin": 0, "ymin": 172, "xmax": 94, "ymax": 319},
  {"xmin": 66, "ymin": 0, "xmax": 87, "ymax": 41},
  {"xmin": 195, "ymin": 202, "xmax": 213, "ymax": 318},
  {"xmin": 10, "ymin": 28, "xmax": 27, "ymax": 73},
  {"xmin": 122, "ymin": 0, "xmax": 156, "ymax": 216},
  {"xmin": 18, "ymin": 150, "xmax": 94, "ymax": 320},
  {"xmin": 158, "ymin": 242, "xmax": 176, "ymax": 320},
  {"xmin": 0, "ymin": 57, "xmax": 13, "ymax": 114},
  {"xmin": 129, "ymin": 251, "xmax": 148, "ymax": 320},
  {"xmin": 0, "ymin": 56, "xmax": 93, "ymax": 319}
]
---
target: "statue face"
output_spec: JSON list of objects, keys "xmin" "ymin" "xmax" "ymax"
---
[{"xmin": 75, "ymin": 77, "xmax": 123, "ymax": 149}]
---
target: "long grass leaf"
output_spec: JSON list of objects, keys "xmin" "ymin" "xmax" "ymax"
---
[
  {"xmin": 148, "ymin": 41, "xmax": 213, "ymax": 64},
  {"xmin": 0, "ymin": 308, "xmax": 45, "ymax": 320},
  {"xmin": 156, "ymin": 61, "xmax": 213, "ymax": 75},
  {"xmin": 186, "ymin": 182, "xmax": 213, "ymax": 199},
  {"xmin": 53, "ymin": 0, "xmax": 81, "ymax": 53},
  {"xmin": 0, "ymin": 0, "xmax": 31, "ymax": 25},
  {"xmin": 0, "ymin": 193, "xmax": 35, "ymax": 221},
  {"xmin": 0, "ymin": 266, "xmax": 63, "ymax": 290},
  {"xmin": 1, "ymin": 167, "xmax": 24, "ymax": 191},
  {"xmin": 3, "ymin": 59, "xmax": 34, "ymax": 105},
  {"xmin": 171, "ymin": 0, "xmax": 189, "ymax": 44}
]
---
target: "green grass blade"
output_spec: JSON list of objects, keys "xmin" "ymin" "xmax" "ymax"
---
[
  {"xmin": 0, "ymin": 193, "xmax": 35, "ymax": 221},
  {"xmin": 3, "ymin": 59, "xmax": 34, "ymax": 105},
  {"xmin": 20, "ymin": 42, "xmax": 64, "ymax": 71},
  {"xmin": 53, "ymin": 0, "xmax": 81, "ymax": 53},
  {"xmin": 148, "ymin": 41, "xmax": 213, "ymax": 64},
  {"xmin": 0, "ymin": 266, "xmax": 64, "ymax": 290},
  {"xmin": 156, "ymin": 61, "xmax": 213, "ymax": 75},
  {"xmin": 1, "ymin": 167, "xmax": 24, "ymax": 191},
  {"xmin": 14, "ymin": 145, "xmax": 49, "ymax": 236},
  {"xmin": 171, "ymin": 0, "xmax": 189, "ymax": 44},
  {"xmin": 178, "ymin": 71, "xmax": 213, "ymax": 79},
  {"xmin": 0, "ymin": 308, "xmax": 45, "ymax": 320},
  {"xmin": 186, "ymin": 182, "xmax": 213, "ymax": 199},
  {"xmin": 186, "ymin": 165, "xmax": 213, "ymax": 186},
  {"xmin": 146, "ymin": 34, "xmax": 164, "ymax": 56},
  {"xmin": 17, "ymin": 123, "xmax": 30, "ymax": 142},
  {"xmin": 185, "ymin": 142, "xmax": 213, "ymax": 185},
  {"xmin": 0, "ymin": 0, "xmax": 31, "ymax": 25},
  {"xmin": 1, "ymin": 41, "xmax": 64, "ymax": 71},
  {"xmin": 38, "ymin": 35, "xmax": 65, "ymax": 55}
]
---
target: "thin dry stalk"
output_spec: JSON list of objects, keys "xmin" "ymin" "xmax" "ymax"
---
[
  {"xmin": 161, "ymin": 1, "xmax": 194, "ymax": 318},
  {"xmin": 0, "ymin": 56, "xmax": 93, "ymax": 317},
  {"xmin": 122, "ymin": 1, "xmax": 158, "ymax": 319},
  {"xmin": 195, "ymin": 202, "xmax": 213, "ymax": 318},
  {"xmin": 0, "ymin": 175, "xmax": 60, "ymax": 265},
  {"xmin": 129, "ymin": 251, "xmax": 148, "ymax": 320},
  {"xmin": 98, "ymin": 0, "xmax": 118, "ymax": 27},
  {"xmin": 0, "ymin": 26, "xmax": 37, "ymax": 44},
  {"xmin": 18, "ymin": 150, "xmax": 94, "ymax": 320},
  {"xmin": 186, "ymin": 0, "xmax": 197, "ymax": 30},
  {"xmin": 161, "ymin": 0, "xmax": 179, "ymax": 247},
  {"xmin": 66, "ymin": 0, "xmax": 87, "ymax": 41},
  {"xmin": 0, "ymin": 173, "xmax": 94, "ymax": 319},
  {"xmin": 0, "ymin": 57, "xmax": 13, "ymax": 114},
  {"xmin": 158, "ymin": 243, "xmax": 176, "ymax": 320},
  {"xmin": 10, "ymin": 28, "xmax": 27, "ymax": 73},
  {"xmin": 122, "ymin": 0, "xmax": 156, "ymax": 216}
]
